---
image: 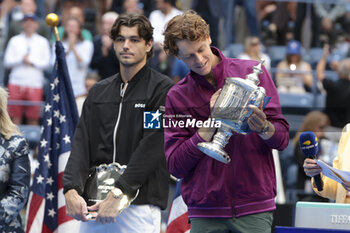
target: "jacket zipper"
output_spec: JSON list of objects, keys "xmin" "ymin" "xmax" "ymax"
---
[{"xmin": 112, "ymin": 82, "xmax": 128, "ymax": 162}]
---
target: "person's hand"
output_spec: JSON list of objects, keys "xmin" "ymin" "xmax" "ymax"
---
[
  {"xmin": 88, "ymin": 192, "xmax": 121, "ymax": 224},
  {"xmin": 322, "ymin": 44, "xmax": 330, "ymax": 58},
  {"xmin": 264, "ymin": 4, "xmax": 277, "ymax": 14},
  {"xmin": 65, "ymin": 189, "xmax": 92, "ymax": 221},
  {"xmin": 101, "ymin": 35, "xmax": 113, "ymax": 49},
  {"xmin": 68, "ymin": 34, "xmax": 78, "ymax": 50},
  {"xmin": 23, "ymin": 54, "xmax": 31, "ymax": 66},
  {"xmin": 248, "ymin": 102, "xmax": 275, "ymax": 140},
  {"xmin": 303, "ymin": 158, "xmax": 322, "ymax": 177},
  {"xmin": 342, "ymin": 181, "xmax": 350, "ymax": 191},
  {"xmin": 198, "ymin": 89, "xmax": 221, "ymax": 142},
  {"xmin": 247, "ymin": 102, "xmax": 267, "ymax": 133},
  {"xmin": 101, "ymin": 35, "xmax": 113, "ymax": 56}
]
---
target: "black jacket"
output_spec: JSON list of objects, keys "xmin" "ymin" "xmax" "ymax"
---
[
  {"xmin": 63, "ymin": 65, "xmax": 174, "ymax": 209},
  {"xmin": 323, "ymin": 78, "xmax": 350, "ymax": 128}
]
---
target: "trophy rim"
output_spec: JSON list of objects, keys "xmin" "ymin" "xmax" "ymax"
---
[{"xmin": 197, "ymin": 142, "xmax": 231, "ymax": 164}]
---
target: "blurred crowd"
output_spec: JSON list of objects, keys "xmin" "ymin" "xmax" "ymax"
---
[{"xmin": 0, "ymin": 0, "xmax": 350, "ymax": 205}]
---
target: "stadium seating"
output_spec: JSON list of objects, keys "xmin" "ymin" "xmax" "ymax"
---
[
  {"xmin": 224, "ymin": 43, "xmax": 244, "ymax": 58},
  {"xmin": 278, "ymin": 92, "xmax": 314, "ymax": 115},
  {"xmin": 308, "ymin": 47, "xmax": 324, "ymax": 69},
  {"xmin": 268, "ymin": 45, "xmax": 286, "ymax": 67}
]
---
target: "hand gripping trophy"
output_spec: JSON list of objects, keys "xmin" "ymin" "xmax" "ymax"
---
[
  {"xmin": 85, "ymin": 163, "xmax": 138, "ymax": 211},
  {"xmin": 197, "ymin": 60, "xmax": 267, "ymax": 164}
]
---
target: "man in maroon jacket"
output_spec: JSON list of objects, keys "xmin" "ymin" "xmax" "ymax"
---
[{"xmin": 163, "ymin": 11, "xmax": 289, "ymax": 233}]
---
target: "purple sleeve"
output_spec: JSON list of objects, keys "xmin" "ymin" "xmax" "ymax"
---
[
  {"xmin": 164, "ymin": 94, "xmax": 206, "ymax": 178},
  {"xmin": 260, "ymin": 65, "xmax": 290, "ymax": 150}
]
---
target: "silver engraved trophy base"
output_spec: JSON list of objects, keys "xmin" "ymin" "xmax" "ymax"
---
[
  {"xmin": 197, "ymin": 60, "xmax": 267, "ymax": 164},
  {"xmin": 197, "ymin": 123, "xmax": 233, "ymax": 164}
]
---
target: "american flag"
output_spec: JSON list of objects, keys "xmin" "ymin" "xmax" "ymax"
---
[
  {"xmin": 166, "ymin": 180, "xmax": 191, "ymax": 233},
  {"xmin": 25, "ymin": 41, "xmax": 80, "ymax": 233}
]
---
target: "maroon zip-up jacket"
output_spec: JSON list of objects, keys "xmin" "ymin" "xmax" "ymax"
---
[{"xmin": 164, "ymin": 47, "xmax": 289, "ymax": 218}]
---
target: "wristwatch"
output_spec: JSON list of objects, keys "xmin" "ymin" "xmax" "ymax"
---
[
  {"xmin": 259, "ymin": 121, "xmax": 270, "ymax": 136},
  {"xmin": 110, "ymin": 188, "xmax": 123, "ymax": 200}
]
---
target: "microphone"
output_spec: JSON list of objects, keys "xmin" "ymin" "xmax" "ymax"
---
[{"xmin": 299, "ymin": 131, "xmax": 323, "ymax": 191}]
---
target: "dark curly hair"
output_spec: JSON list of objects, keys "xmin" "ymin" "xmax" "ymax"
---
[
  {"xmin": 110, "ymin": 13, "xmax": 154, "ymax": 59},
  {"xmin": 163, "ymin": 10, "xmax": 210, "ymax": 56}
]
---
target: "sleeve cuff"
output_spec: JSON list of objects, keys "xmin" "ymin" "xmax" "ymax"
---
[
  {"xmin": 187, "ymin": 132, "xmax": 207, "ymax": 159},
  {"xmin": 263, "ymin": 123, "xmax": 289, "ymax": 149}
]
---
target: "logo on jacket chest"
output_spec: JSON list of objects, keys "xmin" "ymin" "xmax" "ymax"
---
[{"xmin": 134, "ymin": 103, "xmax": 146, "ymax": 108}]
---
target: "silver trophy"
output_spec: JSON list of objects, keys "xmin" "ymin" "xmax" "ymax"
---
[
  {"xmin": 197, "ymin": 60, "xmax": 267, "ymax": 164},
  {"xmin": 86, "ymin": 162, "xmax": 137, "ymax": 213}
]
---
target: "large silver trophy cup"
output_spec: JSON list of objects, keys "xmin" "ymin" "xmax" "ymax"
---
[{"xmin": 197, "ymin": 60, "xmax": 266, "ymax": 164}]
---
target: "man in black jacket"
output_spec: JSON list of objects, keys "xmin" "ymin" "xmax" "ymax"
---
[{"xmin": 63, "ymin": 13, "xmax": 174, "ymax": 232}]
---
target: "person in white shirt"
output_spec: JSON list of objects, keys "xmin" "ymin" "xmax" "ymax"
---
[
  {"xmin": 4, "ymin": 13, "xmax": 50, "ymax": 125},
  {"xmin": 149, "ymin": 0, "xmax": 182, "ymax": 45},
  {"xmin": 238, "ymin": 36, "xmax": 271, "ymax": 71},
  {"xmin": 52, "ymin": 17, "xmax": 94, "ymax": 97}
]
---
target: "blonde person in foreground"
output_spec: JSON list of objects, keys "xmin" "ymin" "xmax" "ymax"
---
[
  {"xmin": 0, "ymin": 87, "xmax": 30, "ymax": 232},
  {"xmin": 304, "ymin": 123, "xmax": 350, "ymax": 203}
]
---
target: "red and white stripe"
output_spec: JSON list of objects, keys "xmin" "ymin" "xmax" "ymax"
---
[
  {"xmin": 25, "ymin": 152, "xmax": 80, "ymax": 233},
  {"xmin": 166, "ymin": 193, "xmax": 190, "ymax": 233}
]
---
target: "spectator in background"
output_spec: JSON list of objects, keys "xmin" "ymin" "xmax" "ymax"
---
[
  {"xmin": 34, "ymin": 0, "xmax": 45, "ymax": 19},
  {"xmin": 5, "ymin": 0, "xmax": 50, "ymax": 47},
  {"xmin": 149, "ymin": 0, "xmax": 182, "ymax": 46},
  {"xmin": 76, "ymin": 72, "xmax": 100, "ymax": 116},
  {"xmin": 149, "ymin": 47, "xmax": 175, "ymax": 77},
  {"xmin": 193, "ymin": 0, "xmax": 221, "ymax": 47},
  {"xmin": 53, "ymin": 6, "xmax": 93, "ymax": 42},
  {"xmin": 304, "ymin": 123, "xmax": 350, "ymax": 203},
  {"xmin": 123, "ymin": 0, "xmax": 144, "ymax": 14},
  {"xmin": 257, "ymin": 1, "xmax": 296, "ymax": 46},
  {"xmin": 314, "ymin": 0, "xmax": 348, "ymax": 47},
  {"xmin": 293, "ymin": 3, "xmax": 320, "ymax": 48},
  {"xmin": 53, "ymin": 17, "xmax": 93, "ymax": 97},
  {"xmin": 171, "ymin": 58, "xmax": 189, "ymax": 82},
  {"xmin": 0, "ymin": 86, "xmax": 30, "ymax": 233},
  {"xmin": 149, "ymin": 0, "xmax": 182, "ymax": 77},
  {"xmin": 222, "ymin": 0, "xmax": 259, "ymax": 47},
  {"xmin": 316, "ymin": 44, "xmax": 350, "ymax": 129},
  {"xmin": 4, "ymin": 13, "xmax": 50, "ymax": 125},
  {"xmin": 276, "ymin": 40, "xmax": 313, "ymax": 94},
  {"xmin": 90, "ymin": 11, "xmax": 119, "ymax": 80},
  {"xmin": 109, "ymin": 0, "xmax": 153, "ymax": 17},
  {"xmin": 0, "ymin": 0, "xmax": 18, "ymax": 23},
  {"xmin": 238, "ymin": 36, "xmax": 271, "ymax": 71},
  {"xmin": 327, "ymin": 34, "xmax": 350, "ymax": 71},
  {"xmin": 292, "ymin": 111, "xmax": 330, "ymax": 192}
]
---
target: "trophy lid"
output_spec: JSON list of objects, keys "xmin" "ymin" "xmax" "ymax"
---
[{"xmin": 246, "ymin": 59, "xmax": 264, "ymax": 85}]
